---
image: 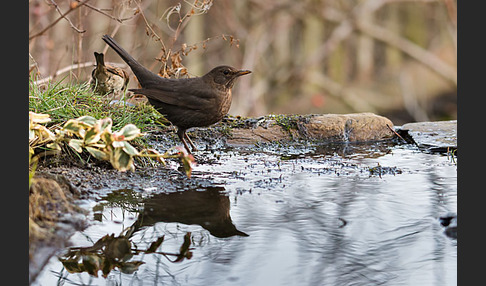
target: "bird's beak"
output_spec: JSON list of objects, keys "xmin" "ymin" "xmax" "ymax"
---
[{"xmin": 236, "ymin": 70, "xmax": 252, "ymax": 76}]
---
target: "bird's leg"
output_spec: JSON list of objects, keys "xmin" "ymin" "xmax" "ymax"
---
[
  {"xmin": 184, "ymin": 132, "xmax": 198, "ymax": 151},
  {"xmin": 177, "ymin": 128, "xmax": 193, "ymax": 154}
]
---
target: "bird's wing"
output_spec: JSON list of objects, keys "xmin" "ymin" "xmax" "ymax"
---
[
  {"xmin": 106, "ymin": 66, "xmax": 130, "ymax": 88},
  {"xmin": 106, "ymin": 66, "xmax": 126, "ymax": 79},
  {"xmin": 130, "ymin": 78, "xmax": 214, "ymax": 110}
]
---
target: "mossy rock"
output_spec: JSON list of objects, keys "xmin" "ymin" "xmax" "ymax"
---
[{"xmin": 226, "ymin": 113, "xmax": 395, "ymax": 147}]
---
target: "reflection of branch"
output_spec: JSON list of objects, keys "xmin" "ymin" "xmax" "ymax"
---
[
  {"xmin": 29, "ymin": 0, "xmax": 92, "ymax": 40},
  {"xmin": 60, "ymin": 231, "xmax": 193, "ymax": 277}
]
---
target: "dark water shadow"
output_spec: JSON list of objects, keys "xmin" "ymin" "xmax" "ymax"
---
[
  {"xmin": 132, "ymin": 186, "xmax": 248, "ymax": 238},
  {"xmin": 54, "ymin": 186, "xmax": 248, "ymax": 281}
]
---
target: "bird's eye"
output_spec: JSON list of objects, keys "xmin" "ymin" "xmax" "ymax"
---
[{"xmin": 223, "ymin": 70, "xmax": 230, "ymax": 75}]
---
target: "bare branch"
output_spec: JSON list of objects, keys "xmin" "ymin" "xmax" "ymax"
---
[
  {"xmin": 318, "ymin": 4, "xmax": 457, "ymax": 87},
  {"xmin": 137, "ymin": 1, "xmax": 164, "ymax": 46},
  {"xmin": 49, "ymin": 0, "xmax": 85, "ymax": 33},
  {"xmin": 29, "ymin": 0, "xmax": 92, "ymax": 40},
  {"xmin": 83, "ymin": 3, "xmax": 123, "ymax": 23},
  {"xmin": 33, "ymin": 61, "xmax": 127, "ymax": 85},
  {"xmin": 356, "ymin": 20, "xmax": 457, "ymax": 87}
]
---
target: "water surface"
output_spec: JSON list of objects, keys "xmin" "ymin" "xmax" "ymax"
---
[{"xmin": 33, "ymin": 143, "xmax": 457, "ymax": 286}]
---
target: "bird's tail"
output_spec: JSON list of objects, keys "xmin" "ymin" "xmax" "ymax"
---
[{"xmin": 102, "ymin": 35, "xmax": 160, "ymax": 87}]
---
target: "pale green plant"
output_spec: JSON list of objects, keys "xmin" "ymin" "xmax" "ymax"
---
[{"xmin": 29, "ymin": 112, "xmax": 195, "ymax": 175}]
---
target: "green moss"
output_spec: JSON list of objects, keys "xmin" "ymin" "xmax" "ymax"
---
[{"xmin": 273, "ymin": 114, "xmax": 299, "ymax": 132}]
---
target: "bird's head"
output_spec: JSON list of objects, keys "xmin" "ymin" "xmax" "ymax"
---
[{"xmin": 205, "ymin": 66, "xmax": 251, "ymax": 89}]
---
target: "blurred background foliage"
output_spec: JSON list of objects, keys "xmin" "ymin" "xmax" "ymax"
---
[{"xmin": 29, "ymin": 0, "xmax": 457, "ymax": 125}]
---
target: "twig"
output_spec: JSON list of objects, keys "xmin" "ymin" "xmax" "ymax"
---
[
  {"xmin": 29, "ymin": 0, "xmax": 92, "ymax": 40},
  {"xmin": 49, "ymin": 0, "xmax": 85, "ymax": 33},
  {"xmin": 33, "ymin": 61, "xmax": 127, "ymax": 85},
  {"xmin": 386, "ymin": 124, "xmax": 408, "ymax": 144},
  {"xmin": 29, "ymin": 53, "xmax": 41, "ymax": 76},
  {"xmin": 83, "ymin": 2, "xmax": 129, "ymax": 23},
  {"xmin": 76, "ymin": 5, "xmax": 84, "ymax": 78},
  {"xmin": 33, "ymin": 62, "xmax": 93, "ymax": 85},
  {"xmin": 137, "ymin": 0, "xmax": 164, "ymax": 46},
  {"xmin": 102, "ymin": 24, "xmax": 123, "ymax": 55},
  {"xmin": 135, "ymin": 0, "xmax": 169, "ymax": 73}
]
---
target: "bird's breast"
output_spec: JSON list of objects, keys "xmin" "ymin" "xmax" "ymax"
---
[
  {"xmin": 194, "ymin": 89, "xmax": 232, "ymax": 126},
  {"xmin": 219, "ymin": 89, "xmax": 232, "ymax": 115}
]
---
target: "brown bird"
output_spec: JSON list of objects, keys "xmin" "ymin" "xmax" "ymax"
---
[
  {"xmin": 102, "ymin": 34, "xmax": 251, "ymax": 153},
  {"xmin": 91, "ymin": 52, "xmax": 129, "ymax": 97}
]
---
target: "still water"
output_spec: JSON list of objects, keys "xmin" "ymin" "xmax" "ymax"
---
[{"xmin": 33, "ymin": 143, "xmax": 457, "ymax": 286}]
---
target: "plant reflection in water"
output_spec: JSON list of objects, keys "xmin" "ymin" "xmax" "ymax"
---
[{"xmin": 58, "ymin": 186, "xmax": 247, "ymax": 278}]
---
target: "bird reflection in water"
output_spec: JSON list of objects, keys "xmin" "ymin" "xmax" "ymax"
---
[
  {"xmin": 58, "ymin": 186, "xmax": 247, "ymax": 278},
  {"xmin": 133, "ymin": 186, "xmax": 248, "ymax": 238}
]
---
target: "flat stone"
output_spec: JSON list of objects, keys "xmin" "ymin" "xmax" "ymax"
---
[
  {"xmin": 305, "ymin": 113, "xmax": 395, "ymax": 142},
  {"xmin": 226, "ymin": 113, "xmax": 395, "ymax": 146},
  {"xmin": 229, "ymin": 125, "xmax": 286, "ymax": 146},
  {"xmin": 400, "ymin": 120, "xmax": 457, "ymax": 152}
]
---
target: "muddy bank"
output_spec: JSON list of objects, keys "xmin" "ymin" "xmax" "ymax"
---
[
  {"xmin": 30, "ymin": 163, "xmax": 209, "ymax": 284},
  {"xmin": 29, "ymin": 174, "xmax": 86, "ymax": 283}
]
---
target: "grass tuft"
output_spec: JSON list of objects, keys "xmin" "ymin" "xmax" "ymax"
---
[
  {"xmin": 29, "ymin": 77, "xmax": 164, "ymax": 133},
  {"xmin": 29, "ymin": 77, "xmax": 178, "ymax": 169}
]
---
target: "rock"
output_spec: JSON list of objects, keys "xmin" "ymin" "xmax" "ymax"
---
[
  {"xmin": 399, "ymin": 120, "xmax": 457, "ymax": 152},
  {"xmin": 226, "ymin": 113, "xmax": 395, "ymax": 146},
  {"xmin": 229, "ymin": 125, "xmax": 289, "ymax": 146},
  {"xmin": 305, "ymin": 113, "xmax": 395, "ymax": 142}
]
